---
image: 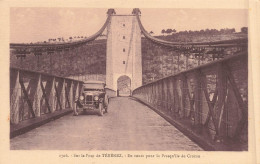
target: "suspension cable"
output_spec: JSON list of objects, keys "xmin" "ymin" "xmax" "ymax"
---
[
  {"xmin": 133, "ymin": 8, "xmax": 247, "ymax": 47},
  {"xmin": 10, "ymin": 11, "xmax": 113, "ymax": 49},
  {"xmin": 124, "ymin": 16, "xmax": 136, "ymax": 73}
]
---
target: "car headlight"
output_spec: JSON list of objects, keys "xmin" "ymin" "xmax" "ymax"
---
[
  {"xmin": 79, "ymin": 95, "xmax": 84, "ymax": 101},
  {"xmin": 94, "ymin": 96, "xmax": 99, "ymax": 101}
]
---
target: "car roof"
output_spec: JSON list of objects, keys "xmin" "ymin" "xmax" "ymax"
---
[{"xmin": 83, "ymin": 80, "xmax": 105, "ymax": 84}]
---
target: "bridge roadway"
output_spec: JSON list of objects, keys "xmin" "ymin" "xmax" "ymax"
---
[{"xmin": 10, "ymin": 97, "xmax": 202, "ymax": 150}]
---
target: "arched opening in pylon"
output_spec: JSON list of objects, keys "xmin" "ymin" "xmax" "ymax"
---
[{"xmin": 117, "ymin": 75, "xmax": 131, "ymax": 97}]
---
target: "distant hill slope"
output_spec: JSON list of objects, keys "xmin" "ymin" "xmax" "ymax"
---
[
  {"xmin": 10, "ymin": 39, "xmax": 107, "ymax": 77},
  {"xmin": 10, "ymin": 33, "xmax": 247, "ymax": 85},
  {"xmin": 156, "ymin": 33, "xmax": 247, "ymax": 43}
]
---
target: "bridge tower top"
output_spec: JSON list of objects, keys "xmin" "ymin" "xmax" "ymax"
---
[
  {"xmin": 107, "ymin": 8, "xmax": 116, "ymax": 15},
  {"xmin": 132, "ymin": 8, "xmax": 141, "ymax": 15}
]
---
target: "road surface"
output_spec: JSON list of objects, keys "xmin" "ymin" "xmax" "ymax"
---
[{"xmin": 10, "ymin": 97, "xmax": 202, "ymax": 150}]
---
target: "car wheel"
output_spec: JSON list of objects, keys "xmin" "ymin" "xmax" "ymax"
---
[{"xmin": 98, "ymin": 103, "xmax": 104, "ymax": 116}]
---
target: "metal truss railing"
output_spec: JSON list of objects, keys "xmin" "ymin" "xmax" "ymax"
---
[
  {"xmin": 133, "ymin": 51, "xmax": 248, "ymax": 148},
  {"xmin": 10, "ymin": 67, "xmax": 84, "ymax": 124}
]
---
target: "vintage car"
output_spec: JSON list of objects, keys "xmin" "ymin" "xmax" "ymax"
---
[{"xmin": 73, "ymin": 80, "xmax": 109, "ymax": 116}]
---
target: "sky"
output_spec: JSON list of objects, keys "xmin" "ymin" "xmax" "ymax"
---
[{"xmin": 10, "ymin": 8, "xmax": 248, "ymax": 43}]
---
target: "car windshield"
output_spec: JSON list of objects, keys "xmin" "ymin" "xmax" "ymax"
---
[
  {"xmin": 83, "ymin": 83, "xmax": 104, "ymax": 90},
  {"xmin": 84, "ymin": 88, "xmax": 104, "ymax": 92}
]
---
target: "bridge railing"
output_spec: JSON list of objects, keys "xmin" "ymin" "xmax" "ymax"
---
[
  {"xmin": 10, "ymin": 67, "xmax": 84, "ymax": 124},
  {"xmin": 133, "ymin": 51, "xmax": 248, "ymax": 148}
]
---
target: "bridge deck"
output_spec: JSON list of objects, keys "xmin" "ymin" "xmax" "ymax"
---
[{"xmin": 10, "ymin": 97, "xmax": 202, "ymax": 150}]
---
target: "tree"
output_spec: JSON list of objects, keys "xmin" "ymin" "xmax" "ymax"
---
[
  {"xmin": 241, "ymin": 27, "xmax": 248, "ymax": 33},
  {"xmin": 230, "ymin": 28, "xmax": 236, "ymax": 33},
  {"xmin": 211, "ymin": 29, "xmax": 218, "ymax": 34},
  {"xmin": 194, "ymin": 30, "xmax": 199, "ymax": 35},
  {"xmin": 220, "ymin": 28, "xmax": 225, "ymax": 34},
  {"xmin": 166, "ymin": 28, "xmax": 173, "ymax": 34},
  {"xmin": 205, "ymin": 28, "xmax": 210, "ymax": 34},
  {"xmin": 161, "ymin": 29, "xmax": 166, "ymax": 34}
]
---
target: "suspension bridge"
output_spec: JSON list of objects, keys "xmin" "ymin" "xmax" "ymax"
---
[{"xmin": 10, "ymin": 8, "xmax": 248, "ymax": 151}]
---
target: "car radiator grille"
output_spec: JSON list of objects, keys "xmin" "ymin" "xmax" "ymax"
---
[{"xmin": 85, "ymin": 95, "xmax": 93, "ymax": 104}]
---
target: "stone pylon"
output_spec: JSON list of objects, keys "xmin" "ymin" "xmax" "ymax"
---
[{"xmin": 106, "ymin": 11, "xmax": 142, "ymax": 91}]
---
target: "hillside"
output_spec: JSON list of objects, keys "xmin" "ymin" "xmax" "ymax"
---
[{"xmin": 10, "ymin": 33, "xmax": 247, "ymax": 85}]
